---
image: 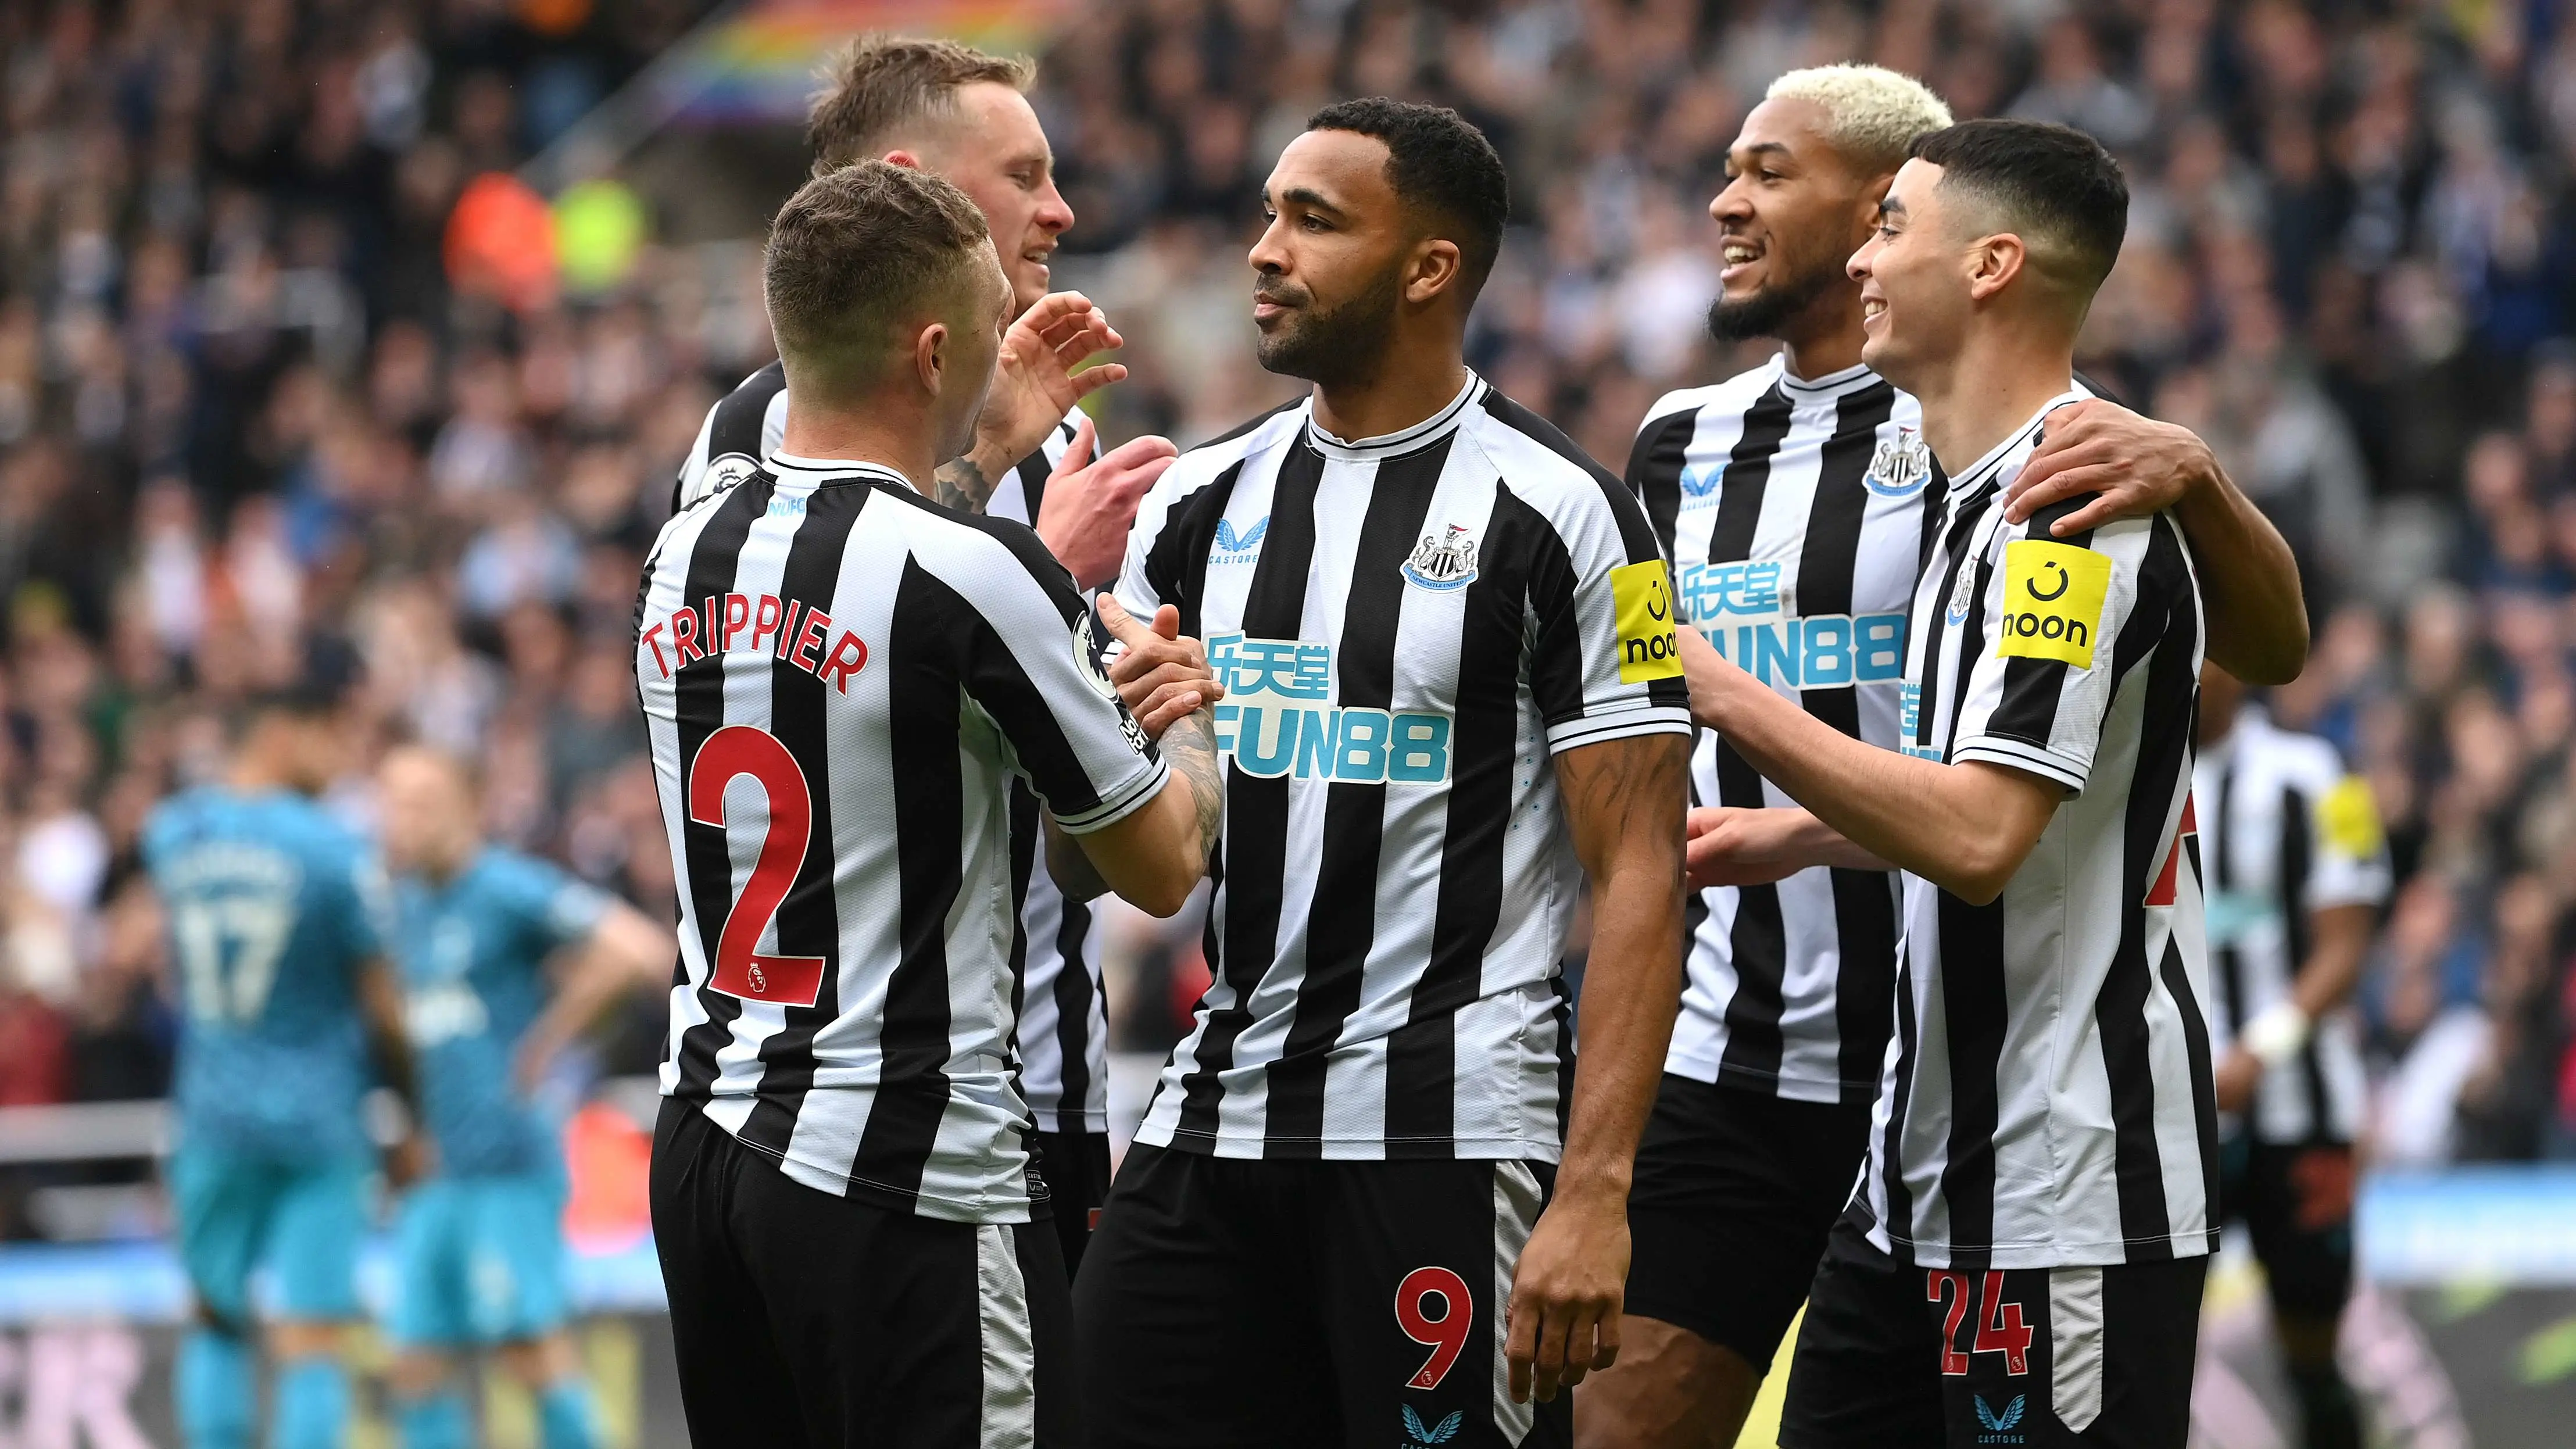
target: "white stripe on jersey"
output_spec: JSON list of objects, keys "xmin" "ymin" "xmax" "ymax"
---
[
  {"xmin": 1628, "ymin": 357, "xmax": 1930, "ymax": 1104},
  {"xmin": 640, "ymin": 455, "xmax": 1164, "ymax": 1222},
  {"xmin": 2195, "ymin": 706, "xmax": 2389, "ymax": 1144},
  {"xmin": 1861, "ymin": 392, "xmax": 2217, "ymax": 1270},
  {"xmin": 676, "ymin": 369, "xmax": 1110, "ymax": 1134},
  {"xmin": 1115, "ymin": 372, "xmax": 1692, "ymax": 1162}
]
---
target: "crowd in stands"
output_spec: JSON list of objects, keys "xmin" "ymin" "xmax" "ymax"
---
[{"xmin": 0, "ymin": 0, "xmax": 2571, "ymax": 1234}]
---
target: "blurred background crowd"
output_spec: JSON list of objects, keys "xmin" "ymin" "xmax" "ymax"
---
[{"xmin": 0, "ymin": 0, "xmax": 2570, "ymax": 1240}]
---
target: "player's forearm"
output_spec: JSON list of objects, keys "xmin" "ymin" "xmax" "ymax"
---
[
  {"xmin": 356, "ymin": 962, "xmax": 420, "ymax": 1110},
  {"xmin": 1686, "ymin": 649, "xmax": 2038, "ymax": 903},
  {"xmin": 1068, "ymin": 711, "xmax": 1224, "ymax": 917},
  {"xmin": 2289, "ymin": 904, "xmax": 2374, "ymax": 1022},
  {"xmin": 1557, "ymin": 863, "xmax": 1683, "ymax": 1204},
  {"xmin": 2174, "ymin": 461, "xmax": 2307, "ymax": 685},
  {"xmin": 1770, "ymin": 808, "xmax": 1896, "ymax": 873},
  {"xmin": 932, "ymin": 448, "xmax": 1009, "ymax": 514}
]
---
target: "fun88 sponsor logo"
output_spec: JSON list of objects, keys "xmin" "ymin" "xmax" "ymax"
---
[
  {"xmin": 1205, "ymin": 634, "xmax": 1453, "ymax": 782},
  {"xmin": 1677, "ymin": 561, "xmax": 1906, "ymax": 689}
]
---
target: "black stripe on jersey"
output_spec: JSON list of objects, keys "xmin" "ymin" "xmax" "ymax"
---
[
  {"xmin": 670, "ymin": 481, "xmax": 771, "ymax": 1099},
  {"xmin": 2211, "ymin": 758, "xmax": 2246, "ymax": 1049},
  {"xmin": 1877, "ymin": 947, "xmax": 1920, "ymax": 1242},
  {"xmin": 1175, "ymin": 441, "xmax": 1325, "ymax": 1142},
  {"xmin": 1142, "ymin": 464, "xmax": 1244, "ymax": 641},
  {"xmin": 675, "ymin": 362, "xmax": 786, "ymax": 512},
  {"xmin": 1923, "ymin": 486, "xmax": 2003, "ymax": 753},
  {"xmin": 1984, "ymin": 496, "xmax": 2097, "ymax": 745},
  {"xmin": 1930, "ymin": 486, "xmax": 2007, "ymax": 1265},
  {"xmin": 1051, "ymin": 894, "xmax": 1096, "ymax": 1136},
  {"xmin": 1625, "ymin": 407, "xmax": 1698, "ymax": 563},
  {"xmin": 1484, "ymin": 387, "xmax": 1690, "ymax": 712},
  {"xmin": 739, "ymin": 485, "xmax": 868, "ymax": 1157},
  {"xmin": 1267, "ymin": 436, "xmax": 1450, "ymax": 1152},
  {"xmin": 2276, "ymin": 784, "xmax": 2331, "ymax": 1137},
  {"xmin": 1006, "ymin": 780, "xmax": 1040, "ymax": 1063},
  {"xmin": 861, "ymin": 557, "xmax": 976, "ymax": 1202},
  {"xmin": 1387, "ymin": 480, "xmax": 1552, "ymax": 1153},
  {"xmin": 1815, "ymin": 384, "xmax": 1903, "ymax": 1096},
  {"xmin": 2092, "ymin": 517, "xmax": 2200, "ymax": 1258},
  {"xmin": 1701, "ymin": 385, "xmax": 1798, "ymax": 1083}
]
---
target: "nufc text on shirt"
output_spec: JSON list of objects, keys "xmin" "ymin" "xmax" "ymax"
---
[
  {"xmin": 1861, "ymin": 392, "xmax": 2217, "ymax": 1270},
  {"xmin": 638, "ymin": 455, "xmax": 1162, "ymax": 1223},
  {"xmin": 1115, "ymin": 372, "xmax": 1691, "ymax": 1162},
  {"xmin": 1627, "ymin": 356, "xmax": 1936, "ymax": 1107},
  {"xmin": 674, "ymin": 364, "xmax": 1113, "ymax": 1137}
]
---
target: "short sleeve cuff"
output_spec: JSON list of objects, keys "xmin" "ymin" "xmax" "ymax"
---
[
  {"xmin": 1545, "ymin": 704, "xmax": 1693, "ymax": 755},
  {"xmin": 1050, "ymin": 756, "xmax": 1171, "ymax": 835},
  {"xmin": 1952, "ymin": 735, "xmax": 2090, "ymax": 795}
]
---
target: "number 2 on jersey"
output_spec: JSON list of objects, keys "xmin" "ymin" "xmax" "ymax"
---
[
  {"xmin": 1395, "ymin": 1265, "xmax": 1472, "ymax": 1391},
  {"xmin": 688, "ymin": 725, "xmax": 826, "ymax": 1008}
]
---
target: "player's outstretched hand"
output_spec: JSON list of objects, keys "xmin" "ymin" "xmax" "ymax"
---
[
  {"xmin": 1097, "ymin": 593, "xmax": 1222, "ymax": 739},
  {"xmin": 1036, "ymin": 416, "xmax": 1178, "ymax": 589},
  {"xmin": 1685, "ymin": 806, "xmax": 1805, "ymax": 890},
  {"xmin": 979, "ymin": 292, "xmax": 1129, "ymax": 469},
  {"xmin": 1505, "ymin": 1192, "xmax": 1627, "ymax": 1403},
  {"xmin": 2002, "ymin": 398, "xmax": 2216, "ymax": 536}
]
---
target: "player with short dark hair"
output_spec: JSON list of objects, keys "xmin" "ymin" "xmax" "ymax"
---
[
  {"xmin": 1076, "ymin": 100, "xmax": 1691, "ymax": 1448},
  {"xmin": 1675, "ymin": 118, "xmax": 2215, "ymax": 1449},
  {"xmin": 144, "ymin": 687, "xmax": 425, "ymax": 1449},
  {"xmin": 1590, "ymin": 71, "xmax": 2309, "ymax": 1449},
  {"xmin": 674, "ymin": 37, "xmax": 1173, "ymax": 1272}
]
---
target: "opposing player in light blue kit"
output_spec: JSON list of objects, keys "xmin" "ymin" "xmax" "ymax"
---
[
  {"xmin": 143, "ymin": 688, "xmax": 425, "ymax": 1449},
  {"xmin": 373, "ymin": 746, "xmax": 674, "ymax": 1449}
]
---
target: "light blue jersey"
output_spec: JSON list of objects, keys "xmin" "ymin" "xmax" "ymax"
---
[
  {"xmin": 143, "ymin": 787, "xmax": 388, "ymax": 1164},
  {"xmin": 390, "ymin": 847, "xmax": 608, "ymax": 1178}
]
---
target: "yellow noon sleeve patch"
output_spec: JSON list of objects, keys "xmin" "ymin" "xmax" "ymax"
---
[
  {"xmin": 1610, "ymin": 559, "xmax": 1683, "ymax": 682},
  {"xmin": 1995, "ymin": 539, "xmax": 2112, "ymax": 670},
  {"xmin": 2317, "ymin": 775, "xmax": 2384, "ymax": 858}
]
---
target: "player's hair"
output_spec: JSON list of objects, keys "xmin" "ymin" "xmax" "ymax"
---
[
  {"xmin": 1306, "ymin": 98, "xmax": 1510, "ymax": 303},
  {"xmin": 1763, "ymin": 64, "xmax": 1953, "ymax": 176},
  {"xmin": 763, "ymin": 160, "xmax": 992, "ymax": 390},
  {"xmin": 806, "ymin": 35, "xmax": 1036, "ymax": 172},
  {"xmin": 382, "ymin": 741, "xmax": 484, "ymax": 799},
  {"xmin": 1909, "ymin": 119, "xmax": 2128, "ymax": 295}
]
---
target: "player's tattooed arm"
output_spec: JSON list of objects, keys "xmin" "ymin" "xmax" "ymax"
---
[
  {"xmin": 1049, "ymin": 595, "xmax": 1228, "ymax": 902},
  {"xmin": 1161, "ymin": 706, "xmax": 1225, "ymax": 861},
  {"xmin": 932, "ymin": 453, "xmax": 1001, "ymax": 514},
  {"xmin": 1508, "ymin": 731, "xmax": 1689, "ymax": 1404}
]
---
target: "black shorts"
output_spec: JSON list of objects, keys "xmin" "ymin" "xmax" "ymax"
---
[
  {"xmin": 2220, "ymin": 1135, "xmax": 2355, "ymax": 1321},
  {"xmin": 1780, "ymin": 1213, "xmax": 2207, "ymax": 1449},
  {"xmin": 1032, "ymin": 1128, "xmax": 1112, "ymax": 1278},
  {"xmin": 650, "ymin": 1100, "xmax": 1079, "ymax": 1447},
  {"xmin": 1623, "ymin": 1073, "xmax": 1873, "ymax": 1371},
  {"xmin": 1074, "ymin": 1144, "xmax": 1572, "ymax": 1449}
]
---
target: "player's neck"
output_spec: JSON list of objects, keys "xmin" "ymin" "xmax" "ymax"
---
[
  {"xmin": 1776, "ymin": 289, "xmax": 1866, "ymax": 382},
  {"xmin": 1907, "ymin": 330, "xmax": 2076, "ymax": 478},
  {"xmin": 1309, "ymin": 340, "xmax": 1468, "ymax": 446},
  {"xmin": 777, "ymin": 394, "xmax": 939, "ymax": 494}
]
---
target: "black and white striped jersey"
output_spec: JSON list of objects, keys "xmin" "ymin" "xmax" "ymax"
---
[
  {"xmin": 1859, "ymin": 391, "xmax": 2216, "ymax": 1270},
  {"xmin": 1113, "ymin": 373, "xmax": 1692, "ymax": 1161},
  {"xmin": 675, "ymin": 367, "xmax": 1110, "ymax": 1135},
  {"xmin": 638, "ymin": 454, "xmax": 1165, "ymax": 1222},
  {"xmin": 1627, "ymin": 357, "xmax": 1932, "ymax": 1105},
  {"xmin": 2194, "ymin": 707, "xmax": 2388, "ymax": 1146}
]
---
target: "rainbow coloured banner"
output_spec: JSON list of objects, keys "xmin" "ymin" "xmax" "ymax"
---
[{"xmin": 671, "ymin": 0, "xmax": 1075, "ymax": 123}]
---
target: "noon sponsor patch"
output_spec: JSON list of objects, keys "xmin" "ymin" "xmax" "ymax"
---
[
  {"xmin": 1611, "ymin": 559, "xmax": 1682, "ymax": 682},
  {"xmin": 1995, "ymin": 539, "xmax": 2110, "ymax": 670}
]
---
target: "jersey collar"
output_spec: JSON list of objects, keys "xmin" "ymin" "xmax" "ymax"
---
[
  {"xmin": 765, "ymin": 452, "xmax": 915, "ymax": 491},
  {"xmin": 1774, "ymin": 357, "xmax": 1886, "ymax": 400},
  {"xmin": 1304, "ymin": 370, "xmax": 1487, "ymax": 463}
]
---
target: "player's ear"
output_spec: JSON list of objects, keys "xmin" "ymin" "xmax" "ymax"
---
[
  {"xmin": 914, "ymin": 320, "xmax": 950, "ymax": 396},
  {"xmin": 1966, "ymin": 232, "xmax": 2025, "ymax": 302},
  {"xmin": 881, "ymin": 149, "xmax": 924, "ymax": 172},
  {"xmin": 1406, "ymin": 238, "xmax": 1462, "ymax": 306}
]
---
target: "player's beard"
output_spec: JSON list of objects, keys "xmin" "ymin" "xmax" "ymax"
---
[
  {"xmin": 1254, "ymin": 266, "xmax": 1403, "ymax": 387},
  {"xmin": 1705, "ymin": 245, "xmax": 1841, "ymax": 344}
]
